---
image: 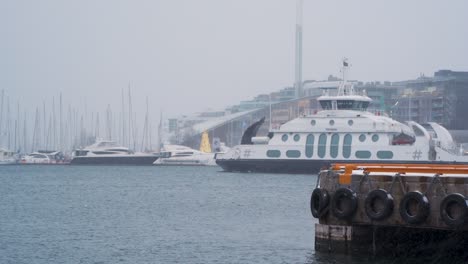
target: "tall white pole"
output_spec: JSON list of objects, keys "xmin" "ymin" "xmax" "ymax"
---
[{"xmin": 294, "ymin": 0, "xmax": 304, "ymax": 99}]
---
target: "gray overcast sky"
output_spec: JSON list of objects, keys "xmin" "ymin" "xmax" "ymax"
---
[{"xmin": 1, "ymin": 0, "xmax": 468, "ymax": 119}]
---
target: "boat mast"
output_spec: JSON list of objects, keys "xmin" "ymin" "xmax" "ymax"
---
[
  {"xmin": 0, "ymin": 89, "xmax": 4, "ymax": 147},
  {"xmin": 60, "ymin": 93, "xmax": 63, "ymax": 150},
  {"xmin": 141, "ymin": 97, "xmax": 149, "ymax": 152},
  {"xmin": 156, "ymin": 111, "xmax": 162, "ymax": 153},
  {"xmin": 128, "ymin": 83, "xmax": 133, "ymax": 149},
  {"xmin": 106, "ymin": 104, "xmax": 112, "ymax": 140},
  {"xmin": 23, "ymin": 111, "xmax": 28, "ymax": 153},
  {"xmin": 6, "ymin": 97, "xmax": 10, "ymax": 150}
]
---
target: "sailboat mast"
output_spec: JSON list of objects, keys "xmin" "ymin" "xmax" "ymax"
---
[
  {"xmin": 43, "ymin": 101, "xmax": 46, "ymax": 149},
  {"xmin": 128, "ymin": 83, "xmax": 136, "ymax": 150},
  {"xmin": 60, "ymin": 93, "xmax": 63, "ymax": 150},
  {"xmin": 121, "ymin": 88, "xmax": 126, "ymax": 146},
  {"xmin": 6, "ymin": 98, "xmax": 10, "ymax": 150},
  {"xmin": 23, "ymin": 111, "xmax": 28, "ymax": 153},
  {"xmin": 0, "ymin": 89, "xmax": 4, "ymax": 147}
]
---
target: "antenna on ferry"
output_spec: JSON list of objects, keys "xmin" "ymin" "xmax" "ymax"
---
[{"xmin": 342, "ymin": 58, "xmax": 349, "ymax": 82}]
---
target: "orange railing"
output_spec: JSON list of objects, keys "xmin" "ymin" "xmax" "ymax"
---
[{"xmin": 331, "ymin": 163, "xmax": 468, "ymax": 185}]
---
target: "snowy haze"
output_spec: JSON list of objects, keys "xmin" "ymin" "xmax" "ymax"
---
[{"xmin": 1, "ymin": 0, "xmax": 468, "ymax": 125}]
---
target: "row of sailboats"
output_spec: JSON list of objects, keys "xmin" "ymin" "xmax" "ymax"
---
[{"xmin": 0, "ymin": 86, "xmax": 224, "ymax": 166}]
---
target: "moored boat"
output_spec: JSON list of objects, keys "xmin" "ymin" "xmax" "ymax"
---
[
  {"xmin": 0, "ymin": 148, "xmax": 17, "ymax": 165},
  {"xmin": 154, "ymin": 144, "xmax": 216, "ymax": 166},
  {"xmin": 70, "ymin": 140, "xmax": 158, "ymax": 165},
  {"xmin": 20, "ymin": 150, "xmax": 68, "ymax": 164}
]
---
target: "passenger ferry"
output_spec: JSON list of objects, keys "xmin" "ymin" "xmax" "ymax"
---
[{"xmin": 216, "ymin": 62, "xmax": 468, "ymax": 173}]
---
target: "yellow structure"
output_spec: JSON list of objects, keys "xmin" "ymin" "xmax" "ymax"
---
[{"xmin": 199, "ymin": 131, "xmax": 212, "ymax": 153}]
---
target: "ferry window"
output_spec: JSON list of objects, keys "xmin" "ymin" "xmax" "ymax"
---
[
  {"xmin": 266, "ymin": 150, "xmax": 281, "ymax": 158},
  {"xmin": 305, "ymin": 134, "xmax": 314, "ymax": 158},
  {"xmin": 311, "ymin": 120, "xmax": 316, "ymax": 126},
  {"xmin": 348, "ymin": 120, "xmax": 354, "ymax": 126},
  {"xmin": 329, "ymin": 120, "xmax": 335, "ymax": 126},
  {"xmin": 330, "ymin": 134, "xmax": 340, "ymax": 158},
  {"xmin": 343, "ymin": 134, "xmax": 352, "ymax": 158},
  {"xmin": 282, "ymin": 134, "xmax": 288, "ymax": 142},
  {"xmin": 377, "ymin": 151, "xmax": 393, "ymax": 159},
  {"xmin": 355, "ymin": 150, "xmax": 371, "ymax": 159},
  {"xmin": 320, "ymin": 100, "xmax": 332, "ymax": 110},
  {"xmin": 359, "ymin": 134, "xmax": 366, "ymax": 142},
  {"xmin": 372, "ymin": 134, "xmax": 379, "ymax": 142},
  {"xmin": 337, "ymin": 100, "xmax": 354, "ymax": 109},
  {"xmin": 286, "ymin": 150, "xmax": 301, "ymax": 158},
  {"xmin": 294, "ymin": 134, "xmax": 300, "ymax": 142},
  {"xmin": 318, "ymin": 133, "xmax": 327, "ymax": 158}
]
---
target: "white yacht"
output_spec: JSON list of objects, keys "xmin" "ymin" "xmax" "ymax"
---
[
  {"xmin": 154, "ymin": 145, "xmax": 217, "ymax": 166},
  {"xmin": 216, "ymin": 63, "xmax": 468, "ymax": 173},
  {"xmin": 20, "ymin": 150, "xmax": 67, "ymax": 164},
  {"xmin": 0, "ymin": 148, "xmax": 17, "ymax": 165},
  {"xmin": 70, "ymin": 140, "xmax": 159, "ymax": 165}
]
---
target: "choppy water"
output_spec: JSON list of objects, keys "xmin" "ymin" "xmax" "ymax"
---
[{"xmin": 0, "ymin": 165, "xmax": 457, "ymax": 264}]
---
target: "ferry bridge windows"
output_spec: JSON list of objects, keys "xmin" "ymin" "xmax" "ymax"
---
[
  {"xmin": 282, "ymin": 134, "xmax": 288, "ymax": 142},
  {"xmin": 305, "ymin": 134, "xmax": 314, "ymax": 158},
  {"xmin": 377, "ymin": 151, "xmax": 393, "ymax": 159},
  {"xmin": 318, "ymin": 133, "xmax": 327, "ymax": 158},
  {"xmin": 359, "ymin": 134, "xmax": 366, "ymax": 142},
  {"xmin": 337, "ymin": 100, "xmax": 355, "ymax": 109},
  {"xmin": 343, "ymin": 134, "xmax": 352, "ymax": 158},
  {"xmin": 330, "ymin": 134, "xmax": 339, "ymax": 158},
  {"xmin": 320, "ymin": 100, "xmax": 332, "ymax": 110},
  {"xmin": 266, "ymin": 150, "xmax": 281, "ymax": 158},
  {"xmin": 293, "ymin": 134, "xmax": 300, "ymax": 142},
  {"xmin": 355, "ymin": 150, "xmax": 371, "ymax": 159},
  {"xmin": 372, "ymin": 134, "xmax": 379, "ymax": 142},
  {"xmin": 286, "ymin": 150, "xmax": 301, "ymax": 158}
]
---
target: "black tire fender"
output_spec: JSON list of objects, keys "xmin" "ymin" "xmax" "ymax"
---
[
  {"xmin": 440, "ymin": 193, "xmax": 468, "ymax": 228},
  {"xmin": 310, "ymin": 188, "xmax": 330, "ymax": 218},
  {"xmin": 365, "ymin": 189, "xmax": 394, "ymax": 221},
  {"xmin": 399, "ymin": 191, "xmax": 430, "ymax": 224},
  {"xmin": 331, "ymin": 188, "xmax": 358, "ymax": 220}
]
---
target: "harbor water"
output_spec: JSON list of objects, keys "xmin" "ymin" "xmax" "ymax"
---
[{"xmin": 0, "ymin": 166, "xmax": 458, "ymax": 263}]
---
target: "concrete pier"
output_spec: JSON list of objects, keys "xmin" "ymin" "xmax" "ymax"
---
[{"xmin": 311, "ymin": 164, "xmax": 468, "ymax": 255}]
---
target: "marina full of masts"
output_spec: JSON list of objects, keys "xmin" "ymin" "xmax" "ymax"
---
[{"xmin": 0, "ymin": 87, "xmax": 160, "ymax": 163}]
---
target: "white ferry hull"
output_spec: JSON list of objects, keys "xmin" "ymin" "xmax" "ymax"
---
[{"xmin": 216, "ymin": 158, "xmax": 468, "ymax": 174}]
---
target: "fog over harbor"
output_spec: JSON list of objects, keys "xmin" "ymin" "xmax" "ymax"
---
[{"xmin": 1, "ymin": 0, "xmax": 468, "ymax": 152}]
